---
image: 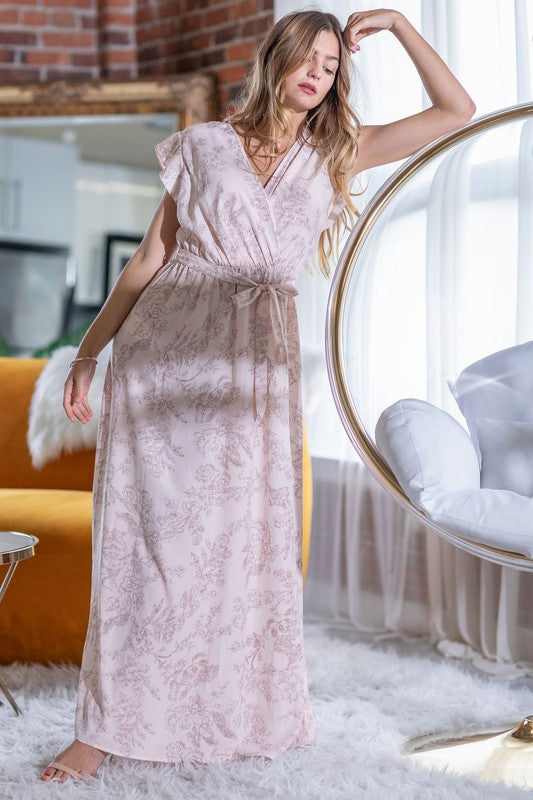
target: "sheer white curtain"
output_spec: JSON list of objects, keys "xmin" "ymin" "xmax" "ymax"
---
[{"xmin": 274, "ymin": 0, "xmax": 533, "ymax": 675}]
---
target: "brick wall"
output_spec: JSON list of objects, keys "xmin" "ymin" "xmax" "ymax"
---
[
  {"xmin": 0, "ymin": 0, "xmax": 137, "ymax": 83},
  {"xmin": 0, "ymin": 0, "xmax": 274, "ymax": 118},
  {"xmin": 136, "ymin": 0, "xmax": 273, "ymax": 115}
]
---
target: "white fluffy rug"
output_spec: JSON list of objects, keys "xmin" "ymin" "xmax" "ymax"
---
[{"xmin": 1, "ymin": 621, "xmax": 532, "ymax": 799}]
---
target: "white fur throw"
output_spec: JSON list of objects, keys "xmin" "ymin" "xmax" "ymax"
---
[{"xmin": 27, "ymin": 343, "xmax": 112, "ymax": 469}]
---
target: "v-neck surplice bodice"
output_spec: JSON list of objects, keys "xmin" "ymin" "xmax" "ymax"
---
[
  {"xmin": 153, "ymin": 119, "xmax": 344, "ymax": 286},
  {"xmin": 227, "ymin": 123, "xmax": 305, "ymax": 193}
]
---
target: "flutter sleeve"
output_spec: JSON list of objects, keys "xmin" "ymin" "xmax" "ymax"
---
[{"xmin": 153, "ymin": 130, "xmax": 184, "ymax": 203}]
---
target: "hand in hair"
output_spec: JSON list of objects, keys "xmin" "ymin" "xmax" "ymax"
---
[{"xmin": 343, "ymin": 8, "xmax": 403, "ymax": 53}]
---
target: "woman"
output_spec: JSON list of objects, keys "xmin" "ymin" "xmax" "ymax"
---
[{"xmin": 40, "ymin": 7, "xmax": 474, "ymax": 782}]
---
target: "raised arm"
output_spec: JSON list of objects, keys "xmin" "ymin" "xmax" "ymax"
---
[
  {"xmin": 63, "ymin": 190, "xmax": 179, "ymax": 423},
  {"xmin": 343, "ymin": 9, "xmax": 476, "ymax": 173}
]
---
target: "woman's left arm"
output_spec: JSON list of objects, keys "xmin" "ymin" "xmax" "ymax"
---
[{"xmin": 344, "ymin": 9, "xmax": 476, "ymax": 173}]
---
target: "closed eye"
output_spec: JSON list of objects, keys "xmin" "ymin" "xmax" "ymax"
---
[{"xmin": 305, "ymin": 55, "xmax": 336, "ymax": 77}]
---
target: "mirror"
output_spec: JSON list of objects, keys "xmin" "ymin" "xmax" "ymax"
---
[
  {"xmin": 326, "ymin": 102, "xmax": 533, "ymax": 569},
  {"xmin": 0, "ymin": 75, "xmax": 215, "ymax": 356}
]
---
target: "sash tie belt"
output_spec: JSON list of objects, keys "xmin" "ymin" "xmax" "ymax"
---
[{"xmin": 168, "ymin": 246, "xmax": 299, "ymax": 421}]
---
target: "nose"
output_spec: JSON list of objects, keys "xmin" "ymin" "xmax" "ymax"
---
[{"xmin": 307, "ymin": 58, "xmax": 321, "ymax": 81}]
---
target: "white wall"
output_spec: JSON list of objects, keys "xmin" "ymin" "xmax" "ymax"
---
[{"xmin": 74, "ymin": 161, "xmax": 162, "ymax": 304}]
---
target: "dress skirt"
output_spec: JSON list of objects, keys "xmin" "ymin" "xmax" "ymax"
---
[{"xmin": 74, "ymin": 247, "xmax": 317, "ymax": 763}]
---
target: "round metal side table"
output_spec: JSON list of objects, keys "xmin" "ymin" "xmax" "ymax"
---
[{"xmin": 0, "ymin": 530, "xmax": 39, "ymax": 715}]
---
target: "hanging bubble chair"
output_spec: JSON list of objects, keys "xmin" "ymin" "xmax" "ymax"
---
[{"xmin": 325, "ymin": 100, "xmax": 533, "ymax": 789}]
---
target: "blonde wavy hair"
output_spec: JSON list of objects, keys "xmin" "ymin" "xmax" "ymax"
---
[{"xmin": 224, "ymin": 9, "xmax": 363, "ymax": 279}]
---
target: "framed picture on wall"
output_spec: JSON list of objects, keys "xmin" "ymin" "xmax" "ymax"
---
[{"xmin": 103, "ymin": 233, "xmax": 143, "ymax": 299}]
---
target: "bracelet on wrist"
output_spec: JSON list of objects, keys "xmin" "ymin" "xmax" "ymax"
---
[{"xmin": 69, "ymin": 356, "xmax": 98, "ymax": 369}]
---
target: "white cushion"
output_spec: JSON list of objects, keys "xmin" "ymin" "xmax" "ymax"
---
[
  {"xmin": 375, "ymin": 398, "xmax": 533, "ymax": 558},
  {"xmin": 477, "ymin": 418, "xmax": 533, "ymax": 496},
  {"xmin": 448, "ymin": 340, "xmax": 533, "ymax": 461},
  {"xmin": 375, "ymin": 398, "xmax": 480, "ymax": 508},
  {"xmin": 425, "ymin": 488, "xmax": 533, "ymax": 558}
]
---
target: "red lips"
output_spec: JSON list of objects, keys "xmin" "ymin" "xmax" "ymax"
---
[{"xmin": 299, "ymin": 83, "xmax": 317, "ymax": 94}]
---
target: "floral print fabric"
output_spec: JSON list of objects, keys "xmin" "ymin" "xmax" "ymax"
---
[{"xmin": 74, "ymin": 120, "xmax": 339, "ymax": 764}]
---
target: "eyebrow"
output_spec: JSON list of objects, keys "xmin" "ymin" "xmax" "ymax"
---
[{"xmin": 313, "ymin": 48, "xmax": 339, "ymax": 63}]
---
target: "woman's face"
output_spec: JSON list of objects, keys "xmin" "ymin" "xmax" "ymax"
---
[{"xmin": 282, "ymin": 29, "xmax": 340, "ymax": 113}]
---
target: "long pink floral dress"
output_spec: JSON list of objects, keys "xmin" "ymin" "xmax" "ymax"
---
[{"xmin": 74, "ymin": 119, "xmax": 344, "ymax": 764}]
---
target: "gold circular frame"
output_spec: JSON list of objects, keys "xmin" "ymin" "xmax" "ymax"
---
[{"xmin": 325, "ymin": 101, "xmax": 533, "ymax": 572}]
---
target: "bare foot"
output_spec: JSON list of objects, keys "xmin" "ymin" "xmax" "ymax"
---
[{"xmin": 39, "ymin": 739, "xmax": 109, "ymax": 783}]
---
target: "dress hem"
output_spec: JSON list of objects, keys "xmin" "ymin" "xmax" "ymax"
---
[{"xmin": 74, "ymin": 732, "xmax": 317, "ymax": 766}]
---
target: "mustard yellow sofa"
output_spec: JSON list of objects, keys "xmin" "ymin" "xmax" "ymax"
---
[{"xmin": 0, "ymin": 356, "xmax": 312, "ymax": 665}]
